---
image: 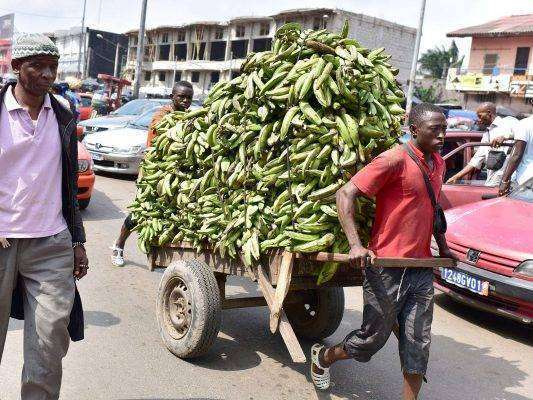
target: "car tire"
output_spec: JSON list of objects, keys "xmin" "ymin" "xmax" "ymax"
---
[{"xmin": 78, "ymin": 198, "xmax": 90, "ymax": 210}]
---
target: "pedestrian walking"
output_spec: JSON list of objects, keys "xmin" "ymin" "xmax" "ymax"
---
[
  {"xmin": 0, "ymin": 33, "xmax": 88, "ymax": 400},
  {"xmin": 111, "ymin": 81, "xmax": 194, "ymax": 266},
  {"xmin": 310, "ymin": 103, "xmax": 456, "ymax": 399}
]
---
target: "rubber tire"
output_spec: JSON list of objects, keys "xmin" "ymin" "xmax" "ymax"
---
[
  {"xmin": 156, "ymin": 259, "xmax": 221, "ymax": 358},
  {"xmin": 78, "ymin": 198, "xmax": 90, "ymax": 210},
  {"xmin": 285, "ymin": 287, "xmax": 345, "ymax": 341}
]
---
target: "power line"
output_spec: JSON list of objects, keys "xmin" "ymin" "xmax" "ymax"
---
[{"xmin": 0, "ymin": 7, "xmax": 79, "ymax": 20}]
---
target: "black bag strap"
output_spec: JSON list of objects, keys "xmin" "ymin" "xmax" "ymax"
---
[{"xmin": 403, "ymin": 143, "xmax": 438, "ymax": 208}]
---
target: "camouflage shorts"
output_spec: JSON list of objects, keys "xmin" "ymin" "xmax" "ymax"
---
[{"xmin": 343, "ymin": 266, "xmax": 434, "ymax": 375}]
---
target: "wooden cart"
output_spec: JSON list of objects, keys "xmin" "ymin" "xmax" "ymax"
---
[{"xmin": 149, "ymin": 242, "xmax": 454, "ymax": 363}]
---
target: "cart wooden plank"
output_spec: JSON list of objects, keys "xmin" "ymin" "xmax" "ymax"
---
[
  {"xmin": 296, "ymin": 252, "xmax": 456, "ymax": 268},
  {"xmin": 269, "ymin": 251, "xmax": 294, "ymax": 334},
  {"xmin": 257, "ymin": 265, "xmax": 306, "ymax": 364}
]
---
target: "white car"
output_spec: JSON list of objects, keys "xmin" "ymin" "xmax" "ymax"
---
[{"xmin": 83, "ymin": 110, "xmax": 154, "ymax": 175}]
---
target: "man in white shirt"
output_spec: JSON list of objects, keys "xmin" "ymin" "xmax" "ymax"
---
[
  {"xmin": 492, "ymin": 115, "xmax": 533, "ymax": 195},
  {"xmin": 446, "ymin": 102, "xmax": 518, "ymax": 186}
]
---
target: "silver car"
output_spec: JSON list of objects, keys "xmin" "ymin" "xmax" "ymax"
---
[
  {"xmin": 79, "ymin": 98, "xmax": 171, "ymax": 135},
  {"xmin": 83, "ymin": 110, "xmax": 156, "ymax": 175}
]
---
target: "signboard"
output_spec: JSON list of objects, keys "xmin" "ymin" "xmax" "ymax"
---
[
  {"xmin": 510, "ymin": 77, "xmax": 533, "ymax": 98},
  {"xmin": 446, "ymin": 69, "xmax": 512, "ymax": 92}
]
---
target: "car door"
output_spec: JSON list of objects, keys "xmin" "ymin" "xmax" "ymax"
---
[{"xmin": 441, "ymin": 141, "xmax": 499, "ymax": 209}]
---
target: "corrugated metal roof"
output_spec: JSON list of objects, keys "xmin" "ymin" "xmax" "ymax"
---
[{"xmin": 447, "ymin": 14, "xmax": 533, "ymax": 37}]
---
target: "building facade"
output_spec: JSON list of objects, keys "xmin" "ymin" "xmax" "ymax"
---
[
  {"xmin": 124, "ymin": 8, "xmax": 416, "ymax": 97},
  {"xmin": 49, "ymin": 27, "xmax": 128, "ymax": 80},
  {"xmin": 447, "ymin": 14, "xmax": 533, "ymax": 114}
]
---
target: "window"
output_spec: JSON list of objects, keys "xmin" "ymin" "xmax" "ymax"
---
[
  {"xmin": 210, "ymin": 41, "xmax": 226, "ymax": 61},
  {"xmin": 514, "ymin": 47, "xmax": 530, "ymax": 75},
  {"xmin": 129, "ymin": 47, "xmax": 137, "ymax": 61},
  {"xmin": 174, "ymin": 71, "xmax": 182, "ymax": 82},
  {"xmin": 231, "ymin": 40, "xmax": 248, "ymax": 59},
  {"xmin": 193, "ymin": 42, "xmax": 206, "ymax": 60},
  {"xmin": 174, "ymin": 43, "xmax": 187, "ymax": 60},
  {"xmin": 236, "ymin": 24, "xmax": 245, "ymax": 38},
  {"xmin": 313, "ymin": 17, "xmax": 323, "ymax": 30},
  {"xmin": 147, "ymin": 36, "xmax": 153, "ymax": 44},
  {"xmin": 131, "ymin": 36, "xmax": 138, "ymax": 45},
  {"xmin": 158, "ymin": 71, "xmax": 166, "ymax": 82},
  {"xmin": 144, "ymin": 71, "xmax": 151, "ymax": 81},
  {"xmin": 191, "ymin": 71, "xmax": 200, "ymax": 83},
  {"xmin": 259, "ymin": 22, "xmax": 270, "ymax": 36},
  {"xmin": 285, "ymin": 17, "xmax": 296, "ymax": 24},
  {"xmin": 253, "ymin": 38, "xmax": 272, "ymax": 52},
  {"xmin": 161, "ymin": 33, "xmax": 169, "ymax": 43},
  {"xmin": 211, "ymin": 71, "xmax": 220, "ymax": 84},
  {"xmin": 158, "ymin": 44, "xmax": 170, "ymax": 60},
  {"xmin": 482, "ymin": 54, "xmax": 498, "ymax": 75},
  {"xmin": 214, "ymin": 27, "xmax": 224, "ymax": 40},
  {"xmin": 176, "ymin": 30, "xmax": 185, "ymax": 42}
]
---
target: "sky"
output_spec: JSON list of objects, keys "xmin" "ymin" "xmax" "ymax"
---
[{"xmin": 1, "ymin": 0, "xmax": 532, "ymax": 67}]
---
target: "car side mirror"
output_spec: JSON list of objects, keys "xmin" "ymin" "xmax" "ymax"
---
[{"xmin": 481, "ymin": 193, "xmax": 498, "ymax": 200}]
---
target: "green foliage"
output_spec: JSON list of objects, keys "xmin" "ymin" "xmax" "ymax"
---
[
  {"xmin": 413, "ymin": 82, "xmax": 443, "ymax": 104},
  {"xmin": 419, "ymin": 40, "xmax": 464, "ymax": 78}
]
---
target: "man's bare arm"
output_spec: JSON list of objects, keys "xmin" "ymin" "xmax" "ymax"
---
[
  {"xmin": 446, "ymin": 164, "xmax": 475, "ymax": 184},
  {"xmin": 336, "ymin": 182, "xmax": 376, "ymax": 268},
  {"xmin": 499, "ymin": 140, "xmax": 526, "ymax": 195}
]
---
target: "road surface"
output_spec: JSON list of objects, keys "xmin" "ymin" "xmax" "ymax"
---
[{"xmin": 1, "ymin": 174, "xmax": 532, "ymax": 400}]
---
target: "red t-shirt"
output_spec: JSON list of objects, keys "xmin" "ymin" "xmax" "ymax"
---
[{"xmin": 351, "ymin": 143, "xmax": 445, "ymax": 258}]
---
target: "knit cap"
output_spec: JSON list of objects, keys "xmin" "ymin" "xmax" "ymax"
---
[{"xmin": 12, "ymin": 33, "xmax": 60, "ymax": 60}]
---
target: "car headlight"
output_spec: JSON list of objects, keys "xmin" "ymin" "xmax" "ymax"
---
[
  {"xmin": 78, "ymin": 159, "xmax": 90, "ymax": 173},
  {"xmin": 514, "ymin": 260, "xmax": 533, "ymax": 277},
  {"xmin": 112, "ymin": 145, "xmax": 142, "ymax": 154}
]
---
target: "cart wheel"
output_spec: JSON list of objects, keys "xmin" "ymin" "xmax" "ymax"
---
[
  {"xmin": 156, "ymin": 259, "xmax": 221, "ymax": 358},
  {"xmin": 285, "ymin": 287, "xmax": 345, "ymax": 340}
]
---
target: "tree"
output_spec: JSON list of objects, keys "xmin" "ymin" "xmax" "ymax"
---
[
  {"xmin": 414, "ymin": 82, "xmax": 443, "ymax": 104},
  {"xmin": 419, "ymin": 40, "xmax": 464, "ymax": 78}
]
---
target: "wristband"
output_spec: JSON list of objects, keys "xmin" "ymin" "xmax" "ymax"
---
[{"xmin": 72, "ymin": 242, "xmax": 85, "ymax": 249}]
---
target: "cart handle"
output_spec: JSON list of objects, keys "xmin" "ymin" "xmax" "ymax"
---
[{"xmin": 295, "ymin": 252, "xmax": 456, "ymax": 268}]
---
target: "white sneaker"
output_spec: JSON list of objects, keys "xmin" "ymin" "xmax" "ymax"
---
[{"xmin": 110, "ymin": 245, "xmax": 125, "ymax": 267}]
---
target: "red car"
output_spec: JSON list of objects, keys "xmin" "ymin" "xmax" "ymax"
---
[
  {"xmin": 76, "ymin": 138, "xmax": 95, "ymax": 210},
  {"xmin": 432, "ymin": 178, "xmax": 533, "ymax": 324},
  {"xmin": 78, "ymin": 93, "xmax": 93, "ymax": 121}
]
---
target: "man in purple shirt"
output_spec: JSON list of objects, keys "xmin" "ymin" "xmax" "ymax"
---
[{"xmin": 0, "ymin": 33, "xmax": 88, "ymax": 399}]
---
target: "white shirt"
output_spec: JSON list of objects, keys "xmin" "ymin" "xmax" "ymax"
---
[
  {"xmin": 468, "ymin": 116, "xmax": 518, "ymax": 186},
  {"xmin": 511, "ymin": 116, "xmax": 533, "ymax": 185}
]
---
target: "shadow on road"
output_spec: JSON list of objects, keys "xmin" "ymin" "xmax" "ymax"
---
[
  {"xmin": 435, "ymin": 293, "xmax": 533, "ymax": 346},
  {"xmin": 185, "ymin": 300, "xmax": 530, "ymax": 400},
  {"xmin": 81, "ymin": 188, "xmax": 125, "ymax": 222},
  {"xmin": 84, "ymin": 310, "xmax": 121, "ymax": 328},
  {"xmin": 95, "ymin": 170, "xmax": 138, "ymax": 181},
  {"xmin": 8, "ymin": 310, "xmax": 120, "ymax": 332}
]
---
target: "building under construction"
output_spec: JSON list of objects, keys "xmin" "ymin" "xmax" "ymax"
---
[{"xmin": 124, "ymin": 8, "xmax": 416, "ymax": 97}]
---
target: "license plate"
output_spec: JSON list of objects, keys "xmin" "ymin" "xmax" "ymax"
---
[
  {"xmin": 90, "ymin": 152, "xmax": 104, "ymax": 161},
  {"xmin": 440, "ymin": 268, "xmax": 489, "ymax": 296}
]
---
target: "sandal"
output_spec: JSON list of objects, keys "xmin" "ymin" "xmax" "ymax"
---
[
  {"xmin": 110, "ymin": 245, "xmax": 125, "ymax": 267},
  {"xmin": 310, "ymin": 343, "xmax": 330, "ymax": 390}
]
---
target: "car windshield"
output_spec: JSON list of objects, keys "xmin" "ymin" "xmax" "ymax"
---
[
  {"xmin": 509, "ymin": 178, "xmax": 533, "ymax": 203},
  {"xmin": 114, "ymin": 99, "xmax": 161, "ymax": 116},
  {"xmin": 127, "ymin": 110, "xmax": 155, "ymax": 129}
]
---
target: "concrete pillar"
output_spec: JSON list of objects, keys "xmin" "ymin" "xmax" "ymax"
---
[
  {"xmin": 186, "ymin": 27, "xmax": 192, "ymax": 61},
  {"xmin": 247, "ymin": 22, "xmax": 254, "ymax": 55},
  {"xmin": 204, "ymin": 26, "xmax": 212, "ymax": 61},
  {"xmin": 225, "ymin": 25, "xmax": 232, "ymax": 61}
]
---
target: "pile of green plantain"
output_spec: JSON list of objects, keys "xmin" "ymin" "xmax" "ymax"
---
[{"xmin": 129, "ymin": 21, "xmax": 405, "ymax": 283}]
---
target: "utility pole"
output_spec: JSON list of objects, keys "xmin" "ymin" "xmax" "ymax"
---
[
  {"xmin": 77, "ymin": 0, "xmax": 87, "ymax": 78},
  {"xmin": 405, "ymin": 0, "xmax": 426, "ymax": 118},
  {"xmin": 133, "ymin": 0, "xmax": 148, "ymax": 98},
  {"xmin": 114, "ymin": 43, "xmax": 121, "ymax": 77}
]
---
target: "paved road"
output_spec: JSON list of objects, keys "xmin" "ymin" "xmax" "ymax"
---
[{"xmin": 1, "ymin": 174, "xmax": 532, "ymax": 400}]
